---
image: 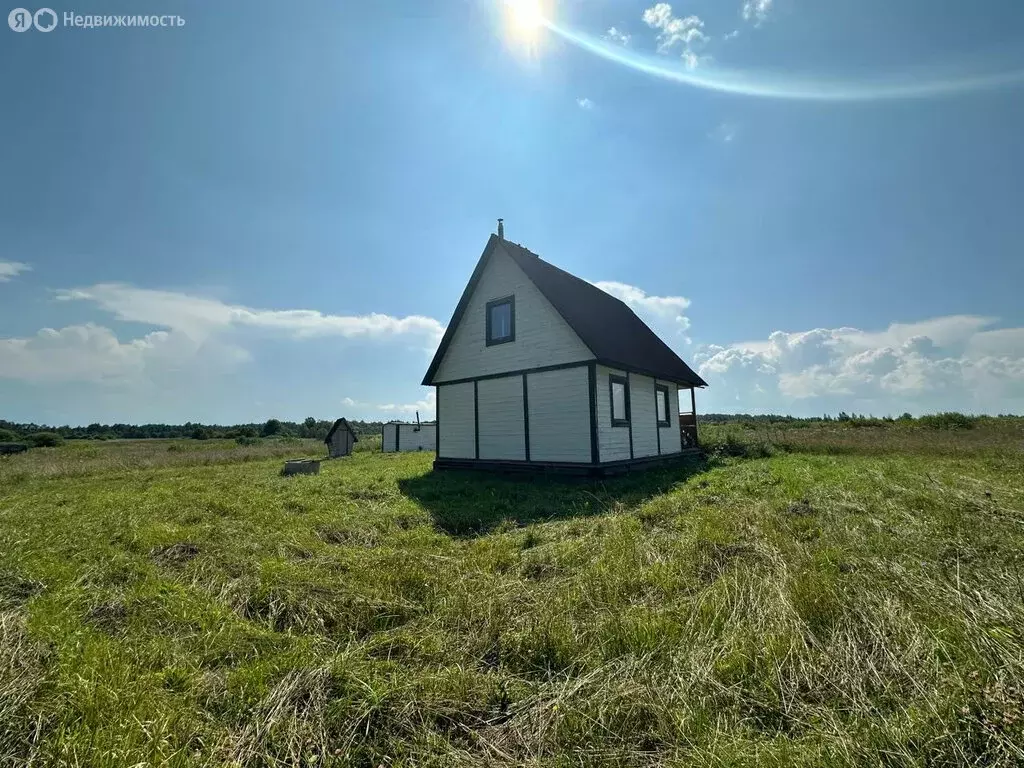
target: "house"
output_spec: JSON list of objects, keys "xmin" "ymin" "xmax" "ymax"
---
[
  {"xmin": 421, "ymin": 224, "xmax": 708, "ymax": 474},
  {"xmin": 324, "ymin": 418, "xmax": 358, "ymax": 458},
  {"xmin": 382, "ymin": 421, "xmax": 437, "ymax": 453}
]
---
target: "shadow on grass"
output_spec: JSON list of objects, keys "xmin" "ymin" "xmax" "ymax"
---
[{"xmin": 398, "ymin": 457, "xmax": 713, "ymax": 536}]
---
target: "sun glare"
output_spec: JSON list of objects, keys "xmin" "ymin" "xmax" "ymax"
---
[{"xmin": 503, "ymin": 0, "xmax": 547, "ymax": 48}]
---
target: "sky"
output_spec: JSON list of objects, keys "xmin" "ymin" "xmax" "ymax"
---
[{"xmin": 1, "ymin": 0, "xmax": 1023, "ymax": 425}]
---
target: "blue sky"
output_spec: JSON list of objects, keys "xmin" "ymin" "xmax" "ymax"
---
[{"xmin": 2, "ymin": 0, "xmax": 1023, "ymax": 425}]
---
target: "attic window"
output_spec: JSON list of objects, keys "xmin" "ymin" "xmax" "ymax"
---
[
  {"xmin": 486, "ymin": 296, "xmax": 515, "ymax": 346},
  {"xmin": 609, "ymin": 375, "xmax": 630, "ymax": 427},
  {"xmin": 656, "ymin": 384, "xmax": 670, "ymax": 426}
]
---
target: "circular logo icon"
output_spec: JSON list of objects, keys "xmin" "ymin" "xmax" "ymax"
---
[
  {"xmin": 8, "ymin": 7, "xmax": 33, "ymax": 31},
  {"xmin": 33, "ymin": 7, "xmax": 56, "ymax": 31}
]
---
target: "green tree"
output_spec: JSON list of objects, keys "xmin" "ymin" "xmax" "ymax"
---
[
  {"xmin": 262, "ymin": 419, "xmax": 283, "ymax": 437},
  {"xmin": 0, "ymin": 428, "xmax": 17, "ymax": 442},
  {"xmin": 26, "ymin": 432, "xmax": 64, "ymax": 448}
]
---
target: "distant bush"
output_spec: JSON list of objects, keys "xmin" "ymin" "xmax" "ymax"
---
[
  {"xmin": 235, "ymin": 436, "xmax": 260, "ymax": 446},
  {"xmin": 26, "ymin": 432, "xmax": 64, "ymax": 448},
  {"xmin": 846, "ymin": 417, "xmax": 888, "ymax": 428},
  {"xmin": 919, "ymin": 412, "xmax": 975, "ymax": 430},
  {"xmin": 190, "ymin": 427, "xmax": 211, "ymax": 440},
  {"xmin": 0, "ymin": 429, "xmax": 17, "ymax": 442},
  {"xmin": 261, "ymin": 419, "xmax": 283, "ymax": 437},
  {"xmin": 704, "ymin": 429, "xmax": 775, "ymax": 459}
]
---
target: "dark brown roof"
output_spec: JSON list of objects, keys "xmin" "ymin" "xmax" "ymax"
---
[
  {"xmin": 324, "ymin": 418, "xmax": 358, "ymax": 443},
  {"xmin": 422, "ymin": 234, "xmax": 707, "ymax": 387}
]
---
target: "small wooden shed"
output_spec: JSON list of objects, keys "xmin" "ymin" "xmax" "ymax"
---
[{"xmin": 324, "ymin": 418, "xmax": 358, "ymax": 458}]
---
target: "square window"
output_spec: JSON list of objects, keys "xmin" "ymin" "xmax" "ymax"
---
[
  {"xmin": 609, "ymin": 375, "xmax": 629, "ymax": 426},
  {"xmin": 486, "ymin": 296, "xmax": 515, "ymax": 346},
  {"xmin": 656, "ymin": 384, "xmax": 670, "ymax": 426}
]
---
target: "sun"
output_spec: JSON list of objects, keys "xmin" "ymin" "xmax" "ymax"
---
[{"xmin": 503, "ymin": 0, "xmax": 548, "ymax": 46}]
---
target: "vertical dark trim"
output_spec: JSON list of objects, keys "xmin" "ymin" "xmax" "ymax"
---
[
  {"xmin": 474, "ymin": 380, "xmax": 480, "ymax": 460},
  {"xmin": 522, "ymin": 373, "xmax": 531, "ymax": 462},
  {"xmin": 380, "ymin": 423, "xmax": 385, "ymax": 453},
  {"xmin": 395, "ymin": 423, "xmax": 400, "ymax": 452},
  {"xmin": 588, "ymin": 362, "xmax": 599, "ymax": 464},
  {"xmin": 626, "ymin": 372, "xmax": 634, "ymax": 460},
  {"xmin": 435, "ymin": 386, "xmax": 441, "ymax": 457},
  {"xmin": 655, "ymin": 379, "xmax": 662, "ymax": 456},
  {"xmin": 690, "ymin": 387, "xmax": 698, "ymax": 444}
]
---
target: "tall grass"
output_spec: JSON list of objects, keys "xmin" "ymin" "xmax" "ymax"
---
[{"xmin": 0, "ymin": 428, "xmax": 1022, "ymax": 764}]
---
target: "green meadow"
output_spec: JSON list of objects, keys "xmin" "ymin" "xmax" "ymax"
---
[{"xmin": 1, "ymin": 421, "xmax": 1023, "ymax": 766}]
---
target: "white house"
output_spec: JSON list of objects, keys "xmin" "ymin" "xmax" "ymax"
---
[
  {"xmin": 382, "ymin": 421, "xmax": 437, "ymax": 453},
  {"xmin": 422, "ymin": 225, "xmax": 708, "ymax": 475}
]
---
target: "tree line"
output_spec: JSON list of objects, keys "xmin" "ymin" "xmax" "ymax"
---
[
  {"xmin": 2, "ymin": 412, "xmax": 1018, "ymax": 448},
  {"xmin": 0, "ymin": 417, "xmax": 392, "ymax": 444}
]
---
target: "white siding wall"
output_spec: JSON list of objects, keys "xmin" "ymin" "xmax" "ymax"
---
[
  {"xmin": 630, "ymin": 374, "xmax": 658, "ymax": 458},
  {"xmin": 659, "ymin": 383, "xmax": 683, "ymax": 454},
  {"xmin": 596, "ymin": 365, "xmax": 630, "ymax": 462},
  {"xmin": 478, "ymin": 376, "xmax": 526, "ymax": 460},
  {"xmin": 438, "ymin": 383, "xmax": 475, "ymax": 459},
  {"xmin": 393, "ymin": 423, "xmax": 436, "ymax": 452},
  {"xmin": 527, "ymin": 366, "xmax": 591, "ymax": 462},
  {"xmin": 382, "ymin": 424, "xmax": 397, "ymax": 452},
  {"xmin": 433, "ymin": 248, "xmax": 594, "ymax": 383}
]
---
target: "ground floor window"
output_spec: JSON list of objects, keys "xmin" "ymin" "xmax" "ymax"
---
[
  {"xmin": 656, "ymin": 384, "xmax": 670, "ymax": 426},
  {"xmin": 610, "ymin": 374, "xmax": 629, "ymax": 427}
]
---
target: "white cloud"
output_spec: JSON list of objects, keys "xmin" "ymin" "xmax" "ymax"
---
[
  {"xmin": 576, "ymin": 97, "xmax": 594, "ymax": 110},
  {"xmin": 724, "ymin": 29, "xmax": 741, "ymax": 40},
  {"xmin": 742, "ymin": 0, "xmax": 773, "ymax": 25},
  {"xmin": 56, "ymin": 284, "xmax": 445, "ymax": 347},
  {"xmin": 0, "ymin": 261, "xmax": 30, "ymax": 283},
  {"xmin": 0, "ymin": 322, "xmax": 246, "ymax": 384},
  {"xmin": 0, "ymin": 283, "xmax": 446, "ymax": 386},
  {"xmin": 604, "ymin": 27, "xmax": 631, "ymax": 46},
  {"xmin": 377, "ymin": 390, "xmax": 436, "ymax": 417},
  {"xmin": 695, "ymin": 316, "xmax": 1024, "ymax": 415},
  {"xmin": 710, "ymin": 121, "xmax": 739, "ymax": 143},
  {"xmin": 642, "ymin": 3, "xmax": 708, "ymax": 67}
]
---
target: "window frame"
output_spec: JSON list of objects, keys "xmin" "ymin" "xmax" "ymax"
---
[
  {"xmin": 609, "ymin": 374, "xmax": 630, "ymax": 427},
  {"xmin": 485, "ymin": 295, "xmax": 516, "ymax": 347},
  {"xmin": 655, "ymin": 384, "xmax": 671, "ymax": 427}
]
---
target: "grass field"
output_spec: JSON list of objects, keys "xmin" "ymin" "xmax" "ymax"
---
[{"xmin": 1, "ymin": 424, "xmax": 1023, "ymax": 766}]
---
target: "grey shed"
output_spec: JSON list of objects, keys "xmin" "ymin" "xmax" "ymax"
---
[{"xmin": 324, "ymin": 418, "xmax": 358, "ymax": 458}]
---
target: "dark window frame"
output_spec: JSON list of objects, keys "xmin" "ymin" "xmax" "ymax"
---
[
  {"xmin": 485, "ymin": 295, "xmax": 516, "ymax": 346},
  {"xmin": 655, "ymin": 384, "xmax": 670, "ymax": 427},
  {"xmin": 609, "ymin": 374, "xmax": 630, "ymax": 427}
]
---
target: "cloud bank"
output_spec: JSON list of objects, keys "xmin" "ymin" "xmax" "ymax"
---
[
  {"xmin": 0, "ymin": 261, "xmax": 30, "ymax": 283},
  {"xmin": 696, "ymin": 316, "xmax": 1024, "ymax": 415}
]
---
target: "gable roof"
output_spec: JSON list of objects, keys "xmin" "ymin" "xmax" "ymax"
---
[
  {"xmin": 324, "ymin": 418, "xmax": 358, "ymax": 443},
  {"xmin": 422, "ymin": 234, "xmax": 708, "ymax": 388}
]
